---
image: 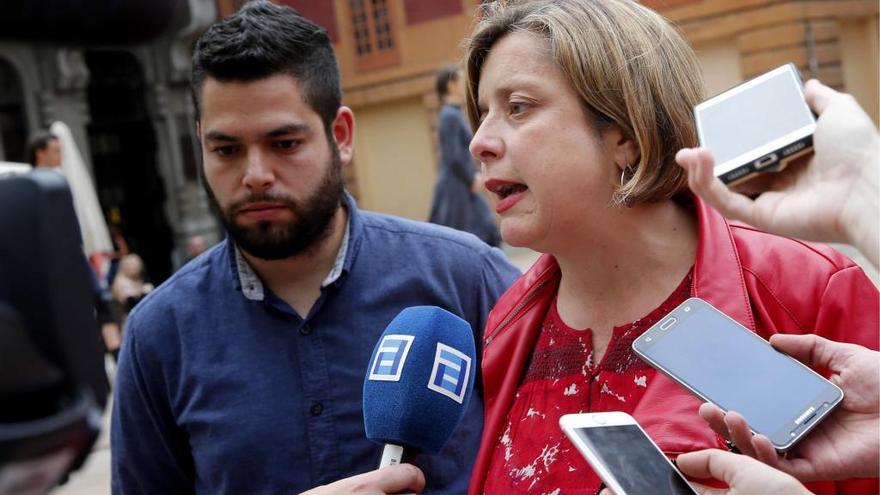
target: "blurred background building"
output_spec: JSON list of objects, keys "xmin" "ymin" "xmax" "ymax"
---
[{"xmin": 0, "ymin": 0, "xmax": 877, "ymax": 285}]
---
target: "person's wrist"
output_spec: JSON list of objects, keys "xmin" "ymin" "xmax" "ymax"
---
[{"xmin": 839, "ymin": 137, "xmax": 880, "ymax": 265}]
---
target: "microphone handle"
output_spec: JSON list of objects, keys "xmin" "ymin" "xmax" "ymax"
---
[{"xmin": 378, "ymin": 443, "xmax": 418, "ymax": 468}]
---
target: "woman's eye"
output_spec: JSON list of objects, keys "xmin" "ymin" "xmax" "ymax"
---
[{"xmin": 509, "ymin": 101, "xmax": 528, "ymax": 116}]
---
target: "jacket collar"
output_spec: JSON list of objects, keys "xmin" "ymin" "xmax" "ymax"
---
[{"xmin": 691, "ymin": 195, "xmax": 756, "ymax": 331}]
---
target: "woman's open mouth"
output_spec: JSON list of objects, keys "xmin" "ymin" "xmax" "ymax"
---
[{"xmin": 485, "ymin": 179, "xmax": 528, "ymax": 214}]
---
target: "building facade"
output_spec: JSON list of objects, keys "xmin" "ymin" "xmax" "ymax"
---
[
  {"xmin": 0, "ymin": 0, "xmax": 217, "ymax": 283},
  {"xmin": 1, "ymin": 0, "xmax": 877, "ymax": 282}
]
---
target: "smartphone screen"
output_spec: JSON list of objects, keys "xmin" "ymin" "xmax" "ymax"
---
[
  {"xmin": 571, "ymin": 424, "xmax": 694, "ymax": 495},
  {"xmin": 634, "ymin": 299, "xmax": 842, "ymax": 449}
]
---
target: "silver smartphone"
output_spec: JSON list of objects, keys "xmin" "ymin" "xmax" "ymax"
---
[
  {"xmin": 695, "ymin": 63, "xmax": 815, "ymax": 185},
  {"xmin": 559, "ymin": 412, "xmax": 697, "ymax": 495},
  {"xmin": 632, "ymin": 297, "xmax": 843, "ymax": 451}
]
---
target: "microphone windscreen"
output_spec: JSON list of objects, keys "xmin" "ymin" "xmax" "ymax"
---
[{"xmin": 363, "ymin": 306, "xmax": 476, "ymax": 454}]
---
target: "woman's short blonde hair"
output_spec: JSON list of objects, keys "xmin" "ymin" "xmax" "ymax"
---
[{"xmin": 465, "ymin": 0, "xmax": 704, "ymax": 205}]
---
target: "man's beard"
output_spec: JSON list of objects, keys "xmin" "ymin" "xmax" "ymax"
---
[{"xmin": 203, "ymin": 148, "xmax": 344, "ymax": 261}]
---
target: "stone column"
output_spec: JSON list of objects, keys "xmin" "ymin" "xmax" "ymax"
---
[
  {"xmin": 38, "ymin": 48, "xmax": 94, "ymax": 174},
  {"xmin": 151, "ymin": 0, "xmax": 220, "ymax": 267}
]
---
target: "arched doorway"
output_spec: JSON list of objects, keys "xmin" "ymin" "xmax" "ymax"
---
[
  {"xmin": 85, "ymin": 50, "xmax": 174, "ymax": 284},
  {"xmin": 0, "ymin": 57, "xmax": 28, "ymax": 163}
]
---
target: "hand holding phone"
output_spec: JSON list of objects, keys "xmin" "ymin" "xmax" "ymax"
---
[
  {"xmin": 675, "ymin": 448, "xmax": 812, "ymax": 495},
  {"xmin": 697, "ymin": 333, "xmax": 880, "ymax": 482},
  {"xmin": 632, "ymin": 298, "xmax": 843, "ymax": 452},
  {"xmin": 695, "ymin": 63, "xmax": 815, "ymax": 186},
  {"xmin": 559, "ymin": 412, "xmax": 696, "ymax": 495},
  {"xmin": 676, "ymin": 79, "xmax": 880, "ymax": 267}
]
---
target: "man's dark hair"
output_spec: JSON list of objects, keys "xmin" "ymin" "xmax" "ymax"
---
[
  {"xmin": 26, "ymin": 130, "xmax": 57, "ymax": 166},
  {"xmin": 191, "ymin": 0, "xmax": 341, "ymax": 134},
  {"xmin": 435, "ymin": 64, "xmax": 459, "ymax": 101}
]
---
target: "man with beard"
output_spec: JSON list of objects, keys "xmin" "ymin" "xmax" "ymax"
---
[{"xmin": 109, "ymin": 2, "xmax": 519, "ymax": 494}]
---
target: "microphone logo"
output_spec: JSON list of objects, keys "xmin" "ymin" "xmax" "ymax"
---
[
  {"xmin": 368, "ymin": 334, "xmax": 415, "ymax": 382},
  {"xmin": 427, "ymin": 343, "xmax": 472, "ymax": 404}
]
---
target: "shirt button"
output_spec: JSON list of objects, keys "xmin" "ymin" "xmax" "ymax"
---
[
  {"xmin": 299, "ymin": 324, "xmax": 312, "ymax": 336},
  {"xmin": 310, "ymin": 403, "xmax": 323, "ymax": 416}
]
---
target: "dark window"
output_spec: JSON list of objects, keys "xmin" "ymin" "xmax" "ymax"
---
[{"xmin": 350, "ymin": 0, "xmax": 399, "ymax": 70}]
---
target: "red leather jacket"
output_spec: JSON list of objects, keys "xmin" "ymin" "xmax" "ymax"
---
[{"xmin": 470, "ymin": 197, "xmax": 879, "ymax": 494}]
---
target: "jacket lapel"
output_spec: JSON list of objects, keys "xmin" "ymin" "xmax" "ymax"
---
[{"xmin": 691, "ymin": 196, "xmax": 756, "ymax": 331}]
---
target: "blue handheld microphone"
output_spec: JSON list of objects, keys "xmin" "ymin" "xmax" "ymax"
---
[{"xmin": 363, "ymin": 306, "xmax": 476, "ymax": 468}]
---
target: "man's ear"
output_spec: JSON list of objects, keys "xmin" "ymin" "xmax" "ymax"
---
[{"xmin": 331, "ymin": 106, "xmax": 355, "ymax": 165}]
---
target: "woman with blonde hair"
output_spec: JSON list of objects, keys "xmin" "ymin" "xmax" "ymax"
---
[{"xmin": 464, "ymin": 1, "xmax": 878, "ymax": 493}]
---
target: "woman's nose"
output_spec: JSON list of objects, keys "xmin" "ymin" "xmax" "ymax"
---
[{"xmin": 469, "ymin": 122, "xmax": 503, "ymax": 165}]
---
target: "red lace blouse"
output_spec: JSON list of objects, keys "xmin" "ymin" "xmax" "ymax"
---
[{"xmin": 484, "ymin": 271, "xmax": 692, "ymax": 495}]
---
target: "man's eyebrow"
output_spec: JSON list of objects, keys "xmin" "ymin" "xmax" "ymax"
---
[
  {"xmin": 266, "ymin": 123, "xmax": 310, "ymax": 137},
  {"xmin": 203, "ymin": 124, "xmax": 310, "ymax": 142},
  {"xmin": 204, "ymin": 131, "xmax": 238, "ymax": 142}
]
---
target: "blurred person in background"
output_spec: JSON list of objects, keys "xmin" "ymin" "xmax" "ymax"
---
[
  {"xmin": 105, "ymin": 223, "xmax": 132, "ymax": 287},
  {"xmin": 111, "ymin": 253, "xmax": 153, "ymax": 318},
  {"xmin": 429, "ymin": 64, "xmax": 501, "ymax": 246},
  {"xmin": 27, "ymin": 128, "xmax": 122, "ymax": 360},
  {"xmin": 27, "ymin": 130, "xmax": 62, "ymax": 168},
  {"xmin": 185, "ymin": 234, "xmax": 208, "ymax": 261}
]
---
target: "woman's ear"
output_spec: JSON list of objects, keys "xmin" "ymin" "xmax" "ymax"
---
[{"xmin": 605, "ymin": 124, "xmax": 640, "ymax": 171}]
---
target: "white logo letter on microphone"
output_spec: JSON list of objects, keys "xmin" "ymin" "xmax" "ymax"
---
[
  {"xmin": 427, "ymin": 343, "xmax": 471, "ymax": 404},
  {"xmin": 368, "ymin": 334, "xmax": 415, "ymax": 382}
]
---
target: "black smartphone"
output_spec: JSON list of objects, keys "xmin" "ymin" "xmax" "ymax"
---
[
  {"xmin": 632, "ymin": 297, "xmax": 843, "ymax": 451},
  {"xmin": 695, "ymin": 63, "xmax": 815, "ymax": 185}
]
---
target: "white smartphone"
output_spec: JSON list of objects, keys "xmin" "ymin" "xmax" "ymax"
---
[
  {"xmin": 695, "ymin": 63, "xmax": 815, "ymax": 185},
  {"xmin": 632, "ymin": 297, "xmax": 844, "ymax": 451},
  {"xmin": 559, "ymin": 412, "xmax": 697, "ymax": 495}
]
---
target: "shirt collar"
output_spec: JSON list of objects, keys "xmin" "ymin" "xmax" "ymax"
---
[{"xmin": 231, "ymin": 206, "xmax": 352, "ymax": 302}]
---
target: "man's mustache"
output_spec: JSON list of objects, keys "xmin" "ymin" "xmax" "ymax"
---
[{"xmin": 228, "ymin": 193, "xmax": 297, "ymax": 215}]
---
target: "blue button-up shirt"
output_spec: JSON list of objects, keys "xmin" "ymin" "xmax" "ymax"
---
[{"xmin": 111, "ymin": 195, "xmax": 520, "ymax": 494}]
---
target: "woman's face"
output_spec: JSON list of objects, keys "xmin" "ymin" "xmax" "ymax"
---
[
  {"xmin": 121, "ymin": 257, "xmax": 142, "ymax": 278},
  {"xmin": 470, "ymin": 32, "xmax": 624, "ymax": 252}
]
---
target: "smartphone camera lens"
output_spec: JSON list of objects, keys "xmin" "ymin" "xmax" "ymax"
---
[{"xmin": 684, "ymin": 307, "xmax": 691, "ymax": 312}]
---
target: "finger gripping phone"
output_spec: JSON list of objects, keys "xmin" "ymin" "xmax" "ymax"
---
[
  {"xmin": 632, "ymin": 297, "xmax": 843, "ymax": 451},
  {"xmin": 559, "ymin": 412, "xmax": 697, "ymax": 495},
  {"xmin": 695, "ymin": 63, "xmax": 815, "ymax": 185}
]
